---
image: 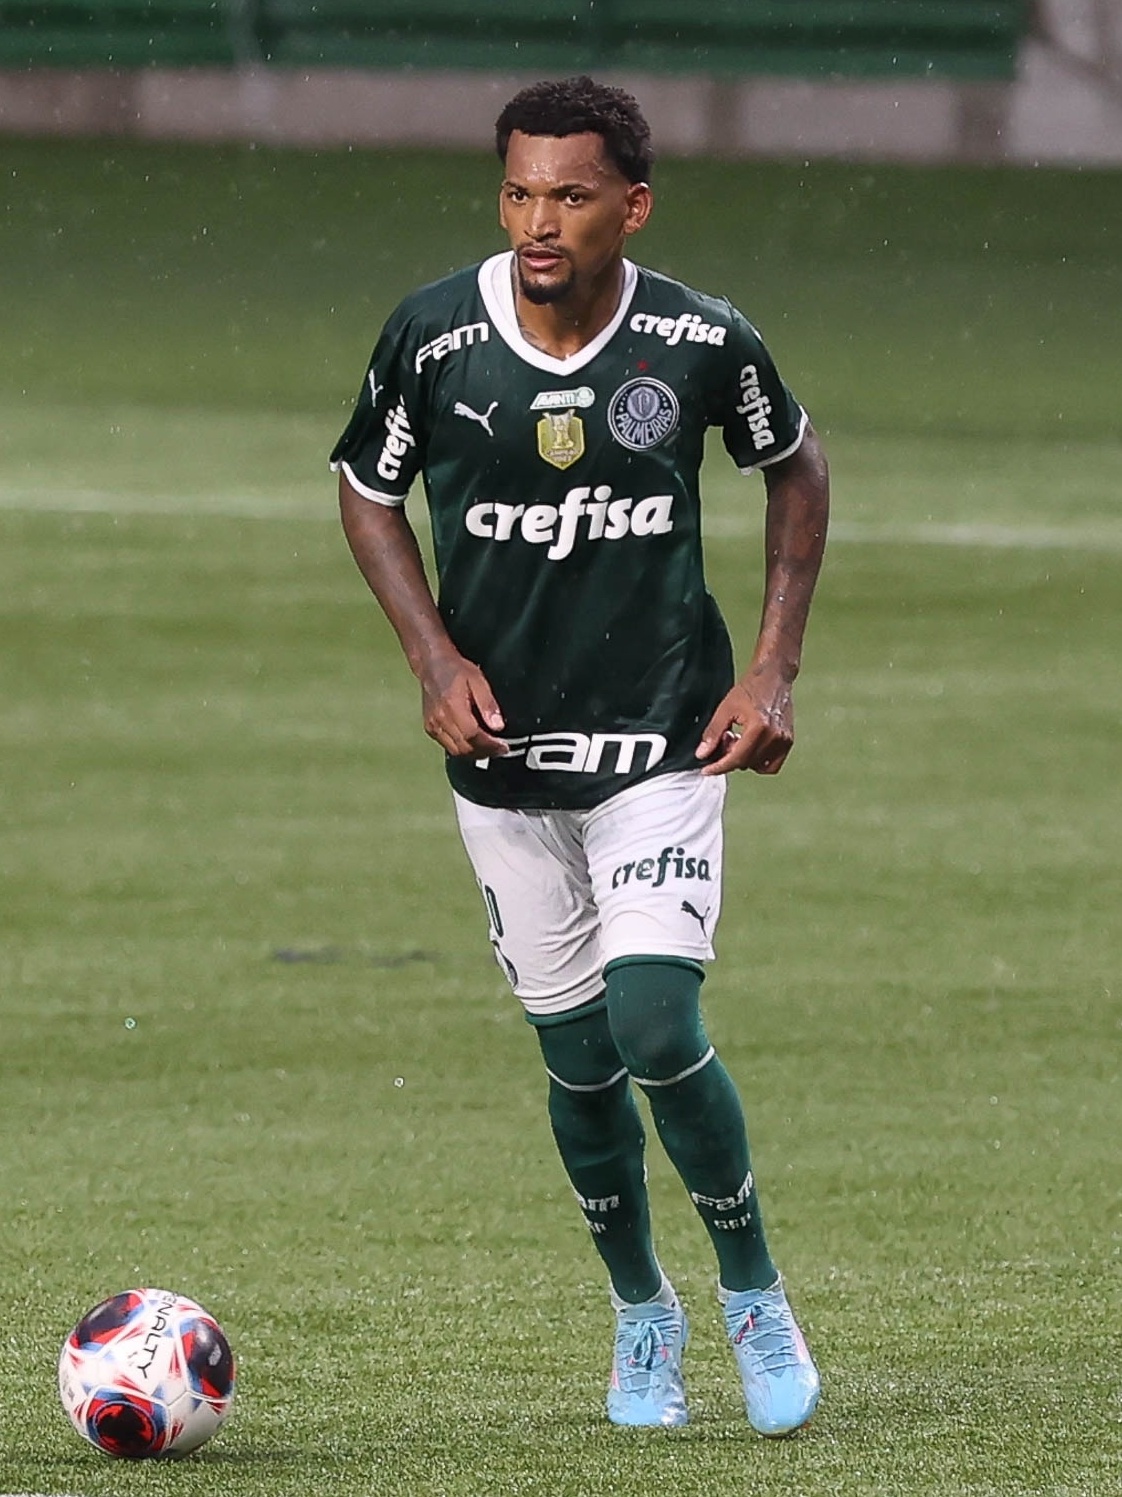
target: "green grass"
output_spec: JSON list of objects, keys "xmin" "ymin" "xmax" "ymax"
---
[{"xmin": 1, "ymin": 140, "xmax": 1120, "ymax": 1496}]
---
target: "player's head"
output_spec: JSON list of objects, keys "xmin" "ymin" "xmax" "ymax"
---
[
  {"xmin": 495, "ymin": 76, "xmax": 653, "ymax": 186},
  {"xmin": 495, "ymin": 76, "xmax": 653, "ymax": 305}
]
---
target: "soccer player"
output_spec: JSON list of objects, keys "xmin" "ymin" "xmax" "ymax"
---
[{"xmin": 332, "ymin": 76, "xmax": 829, "ymax": 1435}]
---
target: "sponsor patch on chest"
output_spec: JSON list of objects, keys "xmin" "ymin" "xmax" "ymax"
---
[
  {"xmin": 464, "ymin": 484, "xmax": 673, "ymax": 561},
  {"xmin": 530, "ymin": 386, "xmax": 595, "ymax": 410},
  {"xmin": 630, "ymin": 310, "xmax": 727, "ymax": 347}
]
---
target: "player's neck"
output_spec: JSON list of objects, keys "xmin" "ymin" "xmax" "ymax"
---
[{"xmin": 512, "ymin": 258, "xmax": 625, "ymax": 360}]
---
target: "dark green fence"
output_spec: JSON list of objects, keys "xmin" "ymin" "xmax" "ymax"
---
[{"xmin": 0, "ymin": 1, "xmax": 1030, "ymax": 78}]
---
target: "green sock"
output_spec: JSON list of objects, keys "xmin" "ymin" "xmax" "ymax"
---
[
  {"xmin": 606, "ymin": 958, "xmax": 777, "ymax": 1293},
  {"xmin": 535, "ymin": 1000, "xmax": 663, "ymax": 1304}
]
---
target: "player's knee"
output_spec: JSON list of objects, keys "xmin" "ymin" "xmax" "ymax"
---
[
  {"xmin": 539, "ymin": 1002, "xmax": 634, "ymax": 1145},
  {"xmin": 605, "ymin": 958, "xmax": 710, "ymax": 1083},
  {"xmin": 612, "ymin": 1023, "xmax": 709, "ymax": 1085},
  {"xmin": 536, "ymin": 994, "xmax": 624, "ymax": 1092}
]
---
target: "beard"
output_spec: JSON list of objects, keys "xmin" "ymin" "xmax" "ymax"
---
[{"xmin": 516, "ymin": 256, "xmax": 575, "ymax": 305}]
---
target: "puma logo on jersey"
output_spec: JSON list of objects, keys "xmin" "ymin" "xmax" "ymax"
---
[
  {"xmin": 736, "ymin": 364, "xmax": 776, "ymax": 450},
  {"xmin": 630, "ymin": 310, "xmax": 727, "ymax": 347},
  {"xmin": 454, "ymin": 400, "xmax": 498, "ymax": 437},
  {"xmin": 464, "ymin": 485, "xmax": 673, "ymax": 562},
  {"xmin": 367, "ymin": 371, "xmax": 384, "ymax": 406},
  {"xmin": 414, "ymin": 319, "xmax": 489, "ymax": 373}
]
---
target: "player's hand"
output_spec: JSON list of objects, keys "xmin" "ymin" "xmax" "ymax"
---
[
  {"xmin": 420, "ymin": 653, "xmax": 508, "ymax": 758},
  {"xmin": 695, "ymin": 676, "xmax": 794, "ymax": 776}
]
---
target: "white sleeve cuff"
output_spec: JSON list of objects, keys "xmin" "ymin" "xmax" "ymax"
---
[
  {"xmin": 332, "ymin": 459, "xmax": 408, "ymax": 507},
  {"xmin": 736, "ymin": 408, "xmax": 809, "ymax": 475}
]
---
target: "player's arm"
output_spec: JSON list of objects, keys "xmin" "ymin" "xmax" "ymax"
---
[
  {"xmin": 339, "ymin": 473, "xmax": 507, "ymax": 758},
  {"xmin": 697, "ymin": 423, "xmax": 829, "ymax": 775}
]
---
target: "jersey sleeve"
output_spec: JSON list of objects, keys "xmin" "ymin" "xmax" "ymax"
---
[
  {"xmin": 716, "ymin": 307, "xmax": 807, "ymax": 474},
  {"xmin": 329, "ymin": 307, "xmax": 425, "ymax": 506}
]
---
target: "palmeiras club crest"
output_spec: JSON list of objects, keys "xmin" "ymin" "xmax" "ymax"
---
[
  {"xmin": 608, "ymin": 377, "xmax": 680, "ymax": 451},
  {"xmin": 536, "ymin": 408, "xmax": 585, "ymax": 469}
]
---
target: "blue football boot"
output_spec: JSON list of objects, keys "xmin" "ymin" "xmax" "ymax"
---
[
  {"xmin": 721, "ymin": 1278, "xmax": 820, "ymax": 1436},
  {"xmin": 607, "ymin": 1298, "xmax": 689, "ymax": 1427}
]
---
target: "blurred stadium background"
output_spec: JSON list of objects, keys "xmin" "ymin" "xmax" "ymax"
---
[
  {"xmin": 2, "ymin": 0, "xmax": 1122, "ymax": 160},
  {"xmin": 1, "ymin": 6, "xmax": 1120, "ymax": 1496}
]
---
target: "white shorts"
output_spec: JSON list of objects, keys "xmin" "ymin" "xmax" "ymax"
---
[{"xmin": 453, "ymin": 770, "xmax": 726, "ymax": 1020}]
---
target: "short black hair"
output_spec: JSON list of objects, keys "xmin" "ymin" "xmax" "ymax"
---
[{"xmin": 495, "ymin": 76, "xmax": 653, "ymax": 184}]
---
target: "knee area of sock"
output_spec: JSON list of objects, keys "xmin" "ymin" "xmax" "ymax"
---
[
  {"xmin": 535, "ymin": 998, "xmax": 625, "ymax": 1090},
  {"xmin": 605, "ymin": 959, "xmax": 709, "ymax": 1082},
  {"xmin": 616, "ymin": 1029, "xmax": 711, "ymax": 1085}
]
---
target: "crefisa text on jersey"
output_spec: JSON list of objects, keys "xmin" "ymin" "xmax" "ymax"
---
[
  {"xmin": 736, "ymin": 364, "xmax": 776, "ymax": 451},
  {"xmin": 630, "ymin": 310, "xmax": 727, "ymax": 347},
  {"xmin": 376, "ymin": 398, "xmax": 416, "ymax": 483},
  {"xmin": 465, "ymin": 485, "xmax": 674, "ymax": 562}
]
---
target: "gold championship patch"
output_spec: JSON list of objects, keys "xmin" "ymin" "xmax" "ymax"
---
[{"xmin": 536, "ymin": 409, "xmax": 585, "ymax": 470}]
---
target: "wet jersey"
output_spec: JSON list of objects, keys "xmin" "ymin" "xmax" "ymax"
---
[{"xmin": 331, "ymin": 252, "xmax": 807, "ymax": 810}]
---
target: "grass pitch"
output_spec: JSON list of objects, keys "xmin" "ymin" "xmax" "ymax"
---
[{"xmin": 1, "ymin": 141, "xmax": 1119, "ymax": 1496}]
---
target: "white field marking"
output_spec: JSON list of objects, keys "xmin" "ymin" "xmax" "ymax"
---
[
  {"xmin": 2, "ymin": 486, "xmax": 1121, "ymax": 552},
  {"xmin": 703, "ymin": 515, "xmax": 1122, "ymax": 552},
  {"xmin": 0, "ymin": 486, "xmax": 335, "ymax": 521}
]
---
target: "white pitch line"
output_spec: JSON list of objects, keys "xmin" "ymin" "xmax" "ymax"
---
[
  {"xmin": 0, "ymin": 486, "xmax": 333, "ymax": 521},
  {"xmin": 1, "ymin": 487, "xmax": 1120, "ymax": 551},
  {"xmin": 705, "ymin": 516, "xmax": 1122, "ymax": 552},
  {"xmin": 834, "ymin": 520, "xmax": 1122, "ymax": 551}
]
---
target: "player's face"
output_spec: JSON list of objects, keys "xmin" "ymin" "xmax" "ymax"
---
[{"xmin": 499, "ymin": 130, "xmax": 651, "ymax": 306}]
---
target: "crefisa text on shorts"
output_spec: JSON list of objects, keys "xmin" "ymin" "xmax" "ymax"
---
[{"xmin": 611, "ymin": 845, "xmax": 713, "ymax": 890}]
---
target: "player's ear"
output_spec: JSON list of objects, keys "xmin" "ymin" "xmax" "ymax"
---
[{"xmin": 624, "ymin": 182, "xmax": 653, "ymax": 237}]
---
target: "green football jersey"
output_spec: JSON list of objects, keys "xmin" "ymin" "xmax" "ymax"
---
[{"xmin": 331, "ymin": 252, "xmax": 807, "ymax": 810}]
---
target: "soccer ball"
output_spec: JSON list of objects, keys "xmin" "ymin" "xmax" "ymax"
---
[{"xmin": 58, "ymin": 1287, "xmax": 235, "ymax": 1458}]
